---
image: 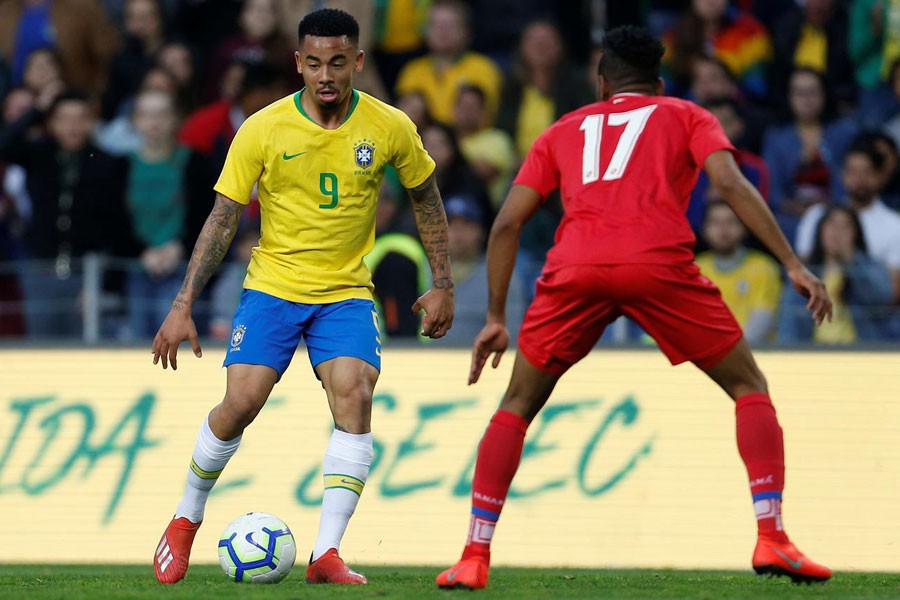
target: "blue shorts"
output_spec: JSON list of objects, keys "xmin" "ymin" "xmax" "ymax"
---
[{"xmin": 223, "ymin": 290, "xmax": 381, "ymax": 379}]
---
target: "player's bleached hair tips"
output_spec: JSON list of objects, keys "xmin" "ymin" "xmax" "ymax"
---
[
  {"xmin": 598, "ymin": 25, "xmax": 665, "ymax": 85},
  {"xmin": 298, "ymin": 8, "xmax": 359, "ymax": 46}
]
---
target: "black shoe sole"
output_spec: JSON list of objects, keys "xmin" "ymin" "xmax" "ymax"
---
[{"xmin": 754, "ymin": 565, "xmax": 830, "ymax": 584}]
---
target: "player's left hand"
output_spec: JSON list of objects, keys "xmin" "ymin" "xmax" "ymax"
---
[
  {"xmin": 468, "ymin": 321, "xmax": 509, "ymax": 385},
  {"xmin": 787, "ymin": 264, "xmax": 833, "ymax": 325},
  {"xmin": 412, "ymin": 287, "xmax": 454, "ymax": 339}
]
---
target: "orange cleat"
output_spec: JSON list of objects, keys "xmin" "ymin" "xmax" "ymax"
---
[
  {"xmin": 436, "ymin": 555, "xmax": 490, "ymax": 590},
  {"xmin": 753, "ymin": 534, "xmax": 832, "ymax": 584},
  {"xmin": 154, "ymin": 517, "xmax": 202, "ymax": 584},
  {"xmin": 306, "ymin": 548, "xmax": 367, "ymax": 584}
]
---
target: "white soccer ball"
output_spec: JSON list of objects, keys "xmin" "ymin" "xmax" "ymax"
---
[{"xmin": 217, "ymin": 512, "xmax": 297, "ymax": 583}]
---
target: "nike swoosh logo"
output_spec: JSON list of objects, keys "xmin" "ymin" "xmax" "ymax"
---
[
  {"xmin": 245, "ymin": 532, "xmax": 270, "ymax": 554},
  {"xmin": 775, "ymin": 548, "xmax": 803, "ymax": 570},
  {"xmin": 340, "ymin": 478, "xmax": 359, "ymax": 485},
  {"xmin": 446, "ymin": 567, "xmax": 462, "ymax": 581},
  {"xmin": 282, "ymin": 151, "xmax": 307, "ymax": 160}
]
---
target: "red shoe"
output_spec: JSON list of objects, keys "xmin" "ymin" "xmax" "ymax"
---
[
  {"xmin": 753, "ymin": 533, "xmax": 832, "ymax": 584},
  {"xmin": 436, "ymin": 555, "xmax": 490, "ymax": 590},
  {"xmin": 306, "ymin": 548, "xmax": 367, "ymax": 584},
  {"xmin": 154, "ymin": 517, "xmax": 202, "ymax": 584}
]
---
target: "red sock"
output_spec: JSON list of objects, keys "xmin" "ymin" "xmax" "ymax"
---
[
  {"xmin": 735, "ymin": 392, "xmax": 787, "ymax": 542},
  {"xmin": 462, "ymin": 410, "xmax": 528, "ymax": 560}
]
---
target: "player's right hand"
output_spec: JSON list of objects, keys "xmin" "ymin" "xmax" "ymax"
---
[
  {"xmin": 152, "ymin": 306, "xmax": 202, "ymax": 371},
  {"xmin": 787, "ymin": 265, "xmax": 833, "ymax": 326},
  {"xmin": 469, "ymin": 321, "xmax": 510, "ymax": 385}
]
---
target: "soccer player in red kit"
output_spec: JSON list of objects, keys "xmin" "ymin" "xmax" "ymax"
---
[{"xmin": 436, "ymin": 26, "xmax": 834, "ymax": 590}]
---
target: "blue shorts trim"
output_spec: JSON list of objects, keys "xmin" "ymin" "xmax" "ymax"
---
[{"xmin": 223, "ymin": 290, "xmax": 381, "ymax": 379}]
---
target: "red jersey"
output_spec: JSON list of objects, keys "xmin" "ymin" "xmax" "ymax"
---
[{"xmin": 514, "ymin": 93, "xmax": 734, "ymax": 269}]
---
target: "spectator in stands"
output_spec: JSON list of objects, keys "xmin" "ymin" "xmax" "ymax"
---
[
  {"xmin": 696, "ymin": 200, "xmax": 781, "ymax": 344},
  {"xmin": 795, "ymin": 138, "xmax": 900, "ymax": 302},
  {"xmin": 867, "ymin": 131, "xmax": 900, "ymax": 211},
  {"xmin": 842, "ymin": 130, "xmax": 900, "ymax": 213},
  {"xmin": 95, "ymin": 66, "xmax": 179, "ymax": 156},
  {"xmin": 849, "ymin": 0, "xmax": 900, "ymax": 127},
  {"xmin": 687, "ymin": 54, "xmax": 770, "ymax": 153},
  {"xmin": 0, "ymin": 0, "xmax": 121, "ymax": 96},
  {"xmin": 453, "ymin": 84, "xmax": 515, "ymax": 210},
  {"xmin": 771, "ymin": 0, "xmax": 855, "ymax": 111},
  {"xmin": 762, "ymin": 67, "xmax": 857, "ymax": 242},
  {"xmin": 279, "ymin": 0, "xmax": 386, "ymax": 99},
  {"xmin": 124, "ymin": 88, "xmax": 191, "ymax": 338},
  {"xmin": 104, "ymin": 0, "xmax": 168, "ymax": 119},
  {"xmin": 689, "ymin": 53, "xmax": 738, "ymax": 104},
  {"xmin": 0, "ymin": 90, "xmax": 130, "ymax": 338},
  {"xmin": 156, "ymin": 41, "xmax": 198, "ymax": 114},
  {"xmin": 778, "ymin": 205, "xmax": 895, "ymax": 343},
  {"xmin": 21, "ymin": 48, "xmax": 64, "ymax": 99},
  {"xmin": 395, "ymin": 0, "xmax": 502, "ymax": 125},
  {"xmin": 467, "ymin": 0, "xmax": 591, "ymax": 73},
  {"xmin": 420, "ymin": 122, "xmax": 492, "ymax": 233},
  {"xmin": 687, "ymin": 97, "xmax": 769, "ymax": 232},
  {"xmin": 497, "ymin": 18, "xmax": 593, "ymax": 159},
  {"xmin": 441, "ymin": 194, "xmax": 526, "ymax": 346},
  {"xmin": 396, "ymin": 90, "xmax": 432, "ymax": 132},
  {"xmin": 371, "ymin": 0, "xmax": 430, "ymax": 94},
  {"xmin": 204, "ymin": 0, "xmax": 294, "ymax": 102},
  {"xmin": 662, "ymin": 0, "xmax": 772, "ymax": 101},
  {"xmin": 215, "ymin": 58, "xmax": 250, "ymax": 104}
]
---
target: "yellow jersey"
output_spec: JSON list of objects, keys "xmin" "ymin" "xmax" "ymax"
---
[
  {"xmin": 395, "ymin": 51, "xmax": 502, "ymax": 125},
  {"xmin": 813, "ymin": 268, "xmax": 858, "ymax": 344},
  {"xmin": 695, "ymin": 249, "xmax": 782, "ymax": 329},
  {"xmin": 214, "ymin": 89, "xmax": 435, "ymax": 303}
]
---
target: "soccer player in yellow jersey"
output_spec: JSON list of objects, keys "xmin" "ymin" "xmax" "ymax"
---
[{"xmin": 150, "ymin": 8, "xmax": 454, "ymax": 585}]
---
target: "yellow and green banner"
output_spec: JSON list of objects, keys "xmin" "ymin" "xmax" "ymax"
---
[{"xmin": 1, "ymin": 349, "xmax": 897, "ymax": 570}]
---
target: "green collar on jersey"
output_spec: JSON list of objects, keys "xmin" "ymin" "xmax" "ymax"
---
[{"xmin": 293, "ymin": 87, "xmax": 360, "ymax": 127}]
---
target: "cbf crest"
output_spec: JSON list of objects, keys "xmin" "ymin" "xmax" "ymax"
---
[
  {"xmin": 231, "ymin": 324, "xmax": 246, "ymax": 348},
  {"xmin": 354, "ymin": 139, "xmax": 375, "ymax": 171}
]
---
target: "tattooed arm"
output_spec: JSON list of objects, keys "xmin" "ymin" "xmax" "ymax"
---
[
  {"xmin": 406, "ymin": 173, "xmax": 454, "ymax": 338},
  {"xmin": 152, "ymin": 193, "xmax": 244, "ymax": 369}
]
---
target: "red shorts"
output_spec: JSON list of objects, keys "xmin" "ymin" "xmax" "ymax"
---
[{"xmin": 518, "ymin": 263, "xmax": 743, "ymax": 376}]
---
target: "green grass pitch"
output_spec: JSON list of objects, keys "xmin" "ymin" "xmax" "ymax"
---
[{"xmin": 3, "ymin": 565, "xmax": 899, "ymax": 599}]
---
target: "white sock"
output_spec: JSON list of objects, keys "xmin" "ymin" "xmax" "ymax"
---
[
  {"xmin": 312, "ymin": 430, "xmax": 373, "ymax": 561},
  {"xmin": 174, "ymin": 417, "xmax": 241, "ymax": 523}
]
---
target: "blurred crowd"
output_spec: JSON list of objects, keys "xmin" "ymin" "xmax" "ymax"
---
[{"xmin": 0, "ymin": 0, "xmax": 899, "ymax": 346}]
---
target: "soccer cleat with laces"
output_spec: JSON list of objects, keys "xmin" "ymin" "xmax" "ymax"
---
[
  {"xmin": 436, "ymin": 555, "xmax": 490, "ymax": 590},
  {"xmin": 154, "ymin": 517, "xmax": 202, "ymax": 584},
  {"xmin": 752, "ymin": 534, "xmax": 832, "ymax": 584},
  {"xmin": 306, "ymin": 548, "xmax": 367, "ymax": 584}
]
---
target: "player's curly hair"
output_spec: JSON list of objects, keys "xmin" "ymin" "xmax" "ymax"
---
[
  {"xmin": 297, "ymin": 8, "xmax": 359, "ymax": 46},
  {"xmin": 598, "ymin": 25, "xmax": 665, "ymax": 86}
]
